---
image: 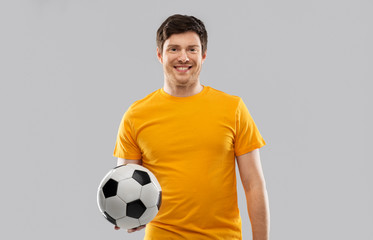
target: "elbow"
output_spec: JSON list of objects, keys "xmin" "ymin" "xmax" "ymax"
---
[{"xmin": 243, "ymin": 179, "xmax": 267, "ymax": 193}]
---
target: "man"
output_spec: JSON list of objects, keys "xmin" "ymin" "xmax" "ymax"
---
[{"xmin": 113, "ymin": 14, "xmax": 270, "ymax": 240}]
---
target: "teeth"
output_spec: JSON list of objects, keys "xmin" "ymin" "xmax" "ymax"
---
[{"xmin": 175, "ymin": 66, "xmax": 190, "ymax": 70}]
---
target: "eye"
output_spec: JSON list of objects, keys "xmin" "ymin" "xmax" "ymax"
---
[{"xmin": 189, "ymin": 48, "xmax": 199, "ymax": 53}]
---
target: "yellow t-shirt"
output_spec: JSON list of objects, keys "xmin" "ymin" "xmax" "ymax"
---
[{"xmin": 113, "ymin": 85, "xmax": 266, "ymax": 239}]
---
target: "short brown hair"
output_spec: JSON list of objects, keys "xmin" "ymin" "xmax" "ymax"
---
[{"xmin": 156, "ymin": 14, "xmax": 208, "ymax": 56}]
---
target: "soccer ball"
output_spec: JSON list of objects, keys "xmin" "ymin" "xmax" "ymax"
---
[{"xmin": 97, "ymin": 164, "xmax": 162, "ymax": 229}]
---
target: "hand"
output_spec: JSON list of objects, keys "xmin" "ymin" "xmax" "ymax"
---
[{"xmin": 114, "ymin": 225, "xmax": 146, "ymax": 233}]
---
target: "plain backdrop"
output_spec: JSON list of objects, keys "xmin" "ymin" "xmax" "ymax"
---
[{"xmin": 1, "ymin": 0, "xmax": 372, "ymax": 239}]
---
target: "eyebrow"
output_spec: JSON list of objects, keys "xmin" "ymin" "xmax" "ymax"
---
[{"xmin": 167, "ymin": 44, "xmax": 201, "ymax": 48}]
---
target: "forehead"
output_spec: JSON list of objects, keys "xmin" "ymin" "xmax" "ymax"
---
[{"xmin": 164, "ymin": 31, "xmax": 202, "ymax": 46}]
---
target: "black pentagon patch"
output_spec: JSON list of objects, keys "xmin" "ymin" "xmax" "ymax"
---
[
  {"xmin": 157, "ymin": 191, "xmax": 162, "ymax": 210},
  {"xmin": 103, "ymin": 211, "xmax": 117, "ymax": 226},
  {"xmin": 127, "ymin": 200, "xmax": 146, "ymax": 219},
  {"xmin": 132, "ymin": 170, "xmax": 151, "ymax": 186},
  {"xmin": 102, "ymin": 179, "xmax": 118, "ymax": 198}
]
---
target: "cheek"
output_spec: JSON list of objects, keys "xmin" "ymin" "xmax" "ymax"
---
[
  {"xmin": 194, "ymin": 60, "xmax": 203, "ymax": 69},
  {"xmin": 164, "ymin": 57, "xmax": 174, "ymax": 66}
]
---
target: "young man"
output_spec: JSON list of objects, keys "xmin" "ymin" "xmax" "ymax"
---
[{"xmin": 113, "ymin": 14, "xmax": 270, "ymax": 240}]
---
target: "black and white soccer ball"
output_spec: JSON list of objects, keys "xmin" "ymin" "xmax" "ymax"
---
[{"xmin": 97, "ymin": 164, "xmax": 162, "ymax": 229}]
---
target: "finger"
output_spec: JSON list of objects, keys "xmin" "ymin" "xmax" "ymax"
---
[
  {"xmin": 127, "ymin": 225, "xmax": 146, "ymax": 233},
  {"xmin": 127, "ymin": 227, "xmax": 139, "ymax": 233},
  {"xmin": 135, "ymin": 225, "xmax": 145, "ymax": 232}
]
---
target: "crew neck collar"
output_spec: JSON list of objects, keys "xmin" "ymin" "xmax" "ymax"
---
[{"xmin": 160, "ymin": 85, "xmax": 209, "ymax": 101}]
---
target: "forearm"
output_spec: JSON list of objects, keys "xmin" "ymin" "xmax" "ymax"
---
[{"xmin": 245, "ymin": 186, "xmax": 270, "ymax": 240}]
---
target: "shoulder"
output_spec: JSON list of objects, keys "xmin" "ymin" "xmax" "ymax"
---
[
  {"xmin": 130, "ymin": 89, "xmax": 159, "ymax": 108},
  {"xmin": 208, "ymin": 86, "xmax": 241, "ymax": 100},
  {"xmin": 125, "ymin": 89, "xmax": 161, "ymax": 115},
  {"xmin": 206, "ymin": 86, "xmax": 242, "ymax": 108}
]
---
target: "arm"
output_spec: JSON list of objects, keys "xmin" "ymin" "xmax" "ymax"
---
[{"xmin": 236, "ymin": 149, "xmax": 270, "ymax": 240}]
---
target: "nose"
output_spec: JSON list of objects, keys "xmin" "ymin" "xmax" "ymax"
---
[{"xmin": 178, "ymin": 50, "xmax": 189, "ymax": 63}]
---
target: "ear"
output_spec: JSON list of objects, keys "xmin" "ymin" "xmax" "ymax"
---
[
  {"xmin": 157, "ymin": 47, "xmax": 163, "ymax": 64},
  {"xmin": 202, "ymin": 51, "xmax": 207, "ymax": 64}
]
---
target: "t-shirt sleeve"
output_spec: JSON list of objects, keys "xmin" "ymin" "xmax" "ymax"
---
[
  {"xmin": 113, "ymin": 110, "xmax": 142, "ymax": 159},
  {"xmin": 234, "ymin": 98, "xmax": 266, "ymax": 156}
]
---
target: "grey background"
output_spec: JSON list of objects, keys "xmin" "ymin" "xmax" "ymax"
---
[{"xmin": 1, "ymin": 0, "xmax": 372, "ymax": 239}]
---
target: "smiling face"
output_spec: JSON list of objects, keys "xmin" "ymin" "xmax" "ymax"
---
[{"xmin": 157, "ymin": 31, "xmax": 207, "ymax": 88}]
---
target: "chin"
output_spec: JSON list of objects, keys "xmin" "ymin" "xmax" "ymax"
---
[
  {"xmin": 174, "ymin": 78, "xmax": 191, "ymax": 85},
  {"xmin": 178, "ymin": 81, "xmax": 198, "ymax": 88}
]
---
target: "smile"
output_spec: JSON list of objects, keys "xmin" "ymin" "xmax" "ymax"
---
[{"xmin": 174, "ymin": 66, "xmax": 192, "ymax": 73}]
